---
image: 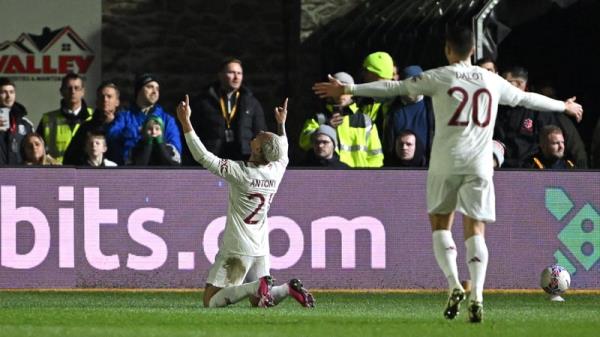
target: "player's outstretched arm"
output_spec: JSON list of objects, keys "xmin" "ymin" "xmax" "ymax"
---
[
  {"xmin": 312, "ymin": 75, "xmax": 345, "ymax": 101},
  {"xmin": 563, "ymin": 96, "xmax": 583, "ymax": 123},
  {"xmin": 274, "ymin": 97, "xmax": 288, "ymax": 137}
]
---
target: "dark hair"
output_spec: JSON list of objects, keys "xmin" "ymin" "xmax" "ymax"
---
[
  {"xmin": 219, "ymin": 57, "xmax": 242, "ymax": 73},
  {"xmin": 96, "ymin": 81, "xmax": 120, "ymax": 97},
  {"xmin": 539, "ymin": 125, "xmax": 563, "ymax": 144},
  {"xmin": 475, "ymin": 57, "xmax": 497, "ymax": 70},
  {"xmin": 0, "ymin": 77, "xmax": 16, "ymax": 88},
  {"xmin": 60, "ymin": 72, "xmax": 84, "ymax": 90},
  {"xmin": 446, "ymin": 27, "xmax": 474, "ymax": 57},
  {"xmin": 397, "ymin": 129, "xmax": 417, "ymax": 140},
  {"xmin": 501, "ymin": 66, "xmax": 528, "ymax": 81},
  {"xmin": 86, "ymin": 129, "xmax": 106, "ymax": 139}
]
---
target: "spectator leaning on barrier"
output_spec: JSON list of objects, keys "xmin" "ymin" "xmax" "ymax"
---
[
  {"xmin": 36, "ymin": 72, "xmax": 93, "ymax": 163},
  {"xmin": 0, "ymin": 77, "xmax": 34, "ymax": 165},
  {"xmin": 185, "ymin": 57, "xmax": 267, "ymax": 164},
  {"xmin": 63, "ymin": 81, "xmax": 121, "ymax": 165},
  {"xmin": 21, "ymin": 132, "xmax": 60, "ymax": 166},
  {"xmin": 525, "ymin": 125, "xmax": 575, "ymax": 169},
  {"xmin": 106, "ymin": 73, "xmax": 182, "ymax": 165},
  {"xmin": 128, "ymin": 115, "xmax": 180, "ymax": 166},
  {"xmin": 301, "ymin": 124, "xmax": 349, "ymax": 168}
]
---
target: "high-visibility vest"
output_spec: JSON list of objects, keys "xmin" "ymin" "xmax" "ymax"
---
[
  {"xmin": 337, "ymin": 113, "xmax": 383, "ymax": 168},
  {"xmin": 40, "ymin": 108, "xmax": 93, "ymax": 163},
  {"xmin": 298, "ymin": 103, "xmax": 359, "ymax": 151}
]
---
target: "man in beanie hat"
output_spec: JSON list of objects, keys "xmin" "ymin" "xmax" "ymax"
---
[
  {"xmin": 106, "ymin": 73, "xmax": 181, "ymax": 164},
  {"xmin": 184, "ymin": 57, "xmax": 267, "ymax": 164},
  {"xmin": 356, "ymin": 52, "xmax": 395, "ymax": 147},
  {"xmin": 300, "ymin": 71, "xmax": 383, "ymax": 168},
  {"xmin": 362, "ymin": 51, "xmax": 394, "ymax": 82},
  {"xmin": 177, "ymin": 95, "xmax": 315, "ymax": 309},
  {"xmin": 302, "ymin": 124, "xmax": 348, "ymax": 168}
]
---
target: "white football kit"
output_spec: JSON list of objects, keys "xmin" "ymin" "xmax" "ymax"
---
[
  {"xmin": 185, "ymin": 131, "xmax": 288, "ymax": 286},
  {"xmin": 349, "ymin": 61, "xmax": 566, "ymax": 221}
]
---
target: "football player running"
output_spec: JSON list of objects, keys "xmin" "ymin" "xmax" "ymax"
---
[{"xmin": 313, "ymin": 27, "xmax": 582, "ymax": 322}]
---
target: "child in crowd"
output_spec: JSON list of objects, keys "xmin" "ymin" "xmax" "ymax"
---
[
  {"xmin": 128, "ymin": 115, "xmax": 180, "ymax": 166},
  {"xmin": 84, "ymin": 131, "xmax": 117, "ymax": 167}
]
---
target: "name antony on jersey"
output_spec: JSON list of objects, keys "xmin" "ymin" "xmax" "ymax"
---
[{"xmin": 250, "ymin": 179, "xmax": 276, "ymax": 188}]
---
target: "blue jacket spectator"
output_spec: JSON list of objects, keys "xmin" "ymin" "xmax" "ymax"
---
[{"xmin": 106, "ymin": 74, "xmax": 181, "ymax": 164}]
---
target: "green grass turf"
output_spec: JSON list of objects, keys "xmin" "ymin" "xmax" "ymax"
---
[{"xmin": 0, "ymin": 290, "xmax": 599, "ymax": 337}]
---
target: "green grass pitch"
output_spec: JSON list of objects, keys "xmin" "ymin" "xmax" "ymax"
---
[{"xmin": 0, "ymin": 290, "xmax": 599, "ymax": 337}]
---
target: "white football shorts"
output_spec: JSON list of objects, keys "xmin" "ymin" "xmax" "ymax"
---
[
  {"xmin": 426, "ymin": 173, "xmax": 496, "ymax": 223},
  {"xmin": 206, "ymin": 251, "xmax": 270, "ymax": 288}
]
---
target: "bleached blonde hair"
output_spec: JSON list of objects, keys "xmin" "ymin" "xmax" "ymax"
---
[{"xmin": 261, "ymin": 134, "xmax": 285, "ymax": 162}]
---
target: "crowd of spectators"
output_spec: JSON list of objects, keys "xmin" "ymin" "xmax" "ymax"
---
[{"xmin": 0, "ymin": 55, "xmax": 598, "ymax": 169}]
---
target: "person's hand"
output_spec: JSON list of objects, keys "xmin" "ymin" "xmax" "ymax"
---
[
  {"xmin": 564, "ymin": 96, "xmax": 583, "ymax": 123},
  {"xmin": 328, "ymin": 112, "xmax": 343, "ymax": 128},
  {"xmin": 274, "ymin": 97, "xmax": 288, "ymax": 124},
  {"xmin": 177, "ymin": 94, "xmax": 192, "ymax": 123},
  {"xmin": 312, "ymin": 75, "xmax": 345, "ymax": 100},
  {"xmin": 177, "ymin": 94, "xmax": 194, "ymax": 133}
]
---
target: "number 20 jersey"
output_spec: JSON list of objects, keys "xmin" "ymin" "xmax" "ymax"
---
[
  {"xmin": 401, "ymin": 61, "xmax": 564, "ymax": 177},
  {"xmin": 185, "ymin": 131, "xmax": 289, "ymax": 256}
]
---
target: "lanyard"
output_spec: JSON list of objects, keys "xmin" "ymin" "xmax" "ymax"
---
[{"xmin": 219, "ymin": 91, "xmax": 240, "ymax": 128}]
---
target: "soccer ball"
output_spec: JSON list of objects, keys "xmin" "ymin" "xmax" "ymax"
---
[{"xmin": 540, "ymin": 265, "xmax": 571, "ymax": 295}]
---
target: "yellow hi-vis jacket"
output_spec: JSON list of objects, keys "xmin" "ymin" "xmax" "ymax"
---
[
  {"xmin": 298, "ymin": 103, "xmax": 359, "ymax": 151},
  {"xmin": 39, "ymin": 108, "xmax": 93, "ymax": 163},
  {"xmin": 338, "ymin": 113, "xmax": 383, "ymax": 168}
]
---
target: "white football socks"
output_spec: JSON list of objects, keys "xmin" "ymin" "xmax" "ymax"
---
[
  {"xmin": 432, "ymin": 230, "xmax": 462, "ymax": 291},
  {"xmin": 271, "ymin": 283, "xmax": 290, "ymax": 304},
  {"xmin": 208, "ymin": 280, "xmax": 260, "ymax": 308},
  {"xmin": 465, "ymin": 235, "xmax": 489, "ymax": 303}
]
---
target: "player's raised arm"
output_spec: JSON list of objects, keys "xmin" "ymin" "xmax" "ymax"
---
[
  {"xmin": 176, "ymin": 94, "xmax": 193, "ymax": 133},
  {"xmin": 274, "ymin": 97, "xmax": 288, "ymax": 137}
]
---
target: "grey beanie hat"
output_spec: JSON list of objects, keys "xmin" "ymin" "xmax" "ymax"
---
[
  {"xmin": 312, "ymin": 124, "xmax": 338, "ymax": 149},
  {"xmin": 333, "ymin": 72, "xmax": 354, "ymax": 85}
]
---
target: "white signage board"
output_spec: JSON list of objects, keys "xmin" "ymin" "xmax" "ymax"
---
[{"xmin": 0, "ymin": 0, "xmax": 101, "ymax": 127}]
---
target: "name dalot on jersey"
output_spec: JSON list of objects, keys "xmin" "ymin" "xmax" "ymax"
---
[{"xmin": 455, "ymin": 72, "xmax": 483, "ymax": 81}]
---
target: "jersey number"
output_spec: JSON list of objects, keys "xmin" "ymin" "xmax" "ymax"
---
[
  {"xmin": 447, "ymin": 87, "xmax": 492, "ymax": 127},
  {"xmin": 243, "ymin": 193, "xmax": 266, "ymax": 225}
]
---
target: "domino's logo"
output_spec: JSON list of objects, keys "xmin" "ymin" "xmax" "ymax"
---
[{"xmin": 546, "ymin": 187, "xmax": 600, "ymax": 276}]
